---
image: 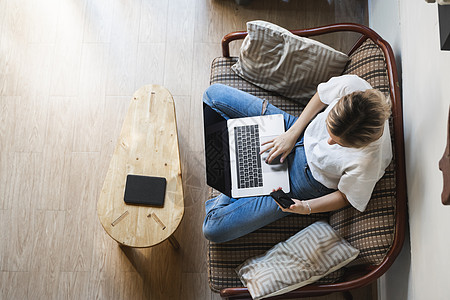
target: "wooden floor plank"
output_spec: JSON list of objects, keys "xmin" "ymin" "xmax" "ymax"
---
[
  {"xmin": 0, "ymin": 210, "xmax": 11, "ymax": 270},
  {"xmin": 31, "ymin": 210, "xmax": 66, "ymax": 273},
  {"xmin": 5, "ymin": 153, "xmax": 42, "ymax": 271},
  {"xmin": 181, "ymin": 272, "xmax": 213, "ymax": 300},
  {"xmin": 104, "ymin": 0, "xmax": 141, "ymax": 97},
  {"xmin": 0, "ymin": 271, "xmax": 31, "ymax": 300},
  {"xmin": 60, "ymin": 153, "xmax": 101, "ymax": 272},
  {"xmin": 194, "ymin": 0, "xmax": 225, "ymax": 44},
  {"xmin": 13, "ymin": 95, "xmax": 49, "ymax": 153},
  {"xmin": 83, "ymin": 0, "xmax": 113, "ymax": 43},
  {"xmin": 139, "ymin": 0, "xmax": 169, "ymax": 44},
  {"xmin": 57, "ymin": 271, "xmax": 90, "ymax": 300},
  {"xmin": 39, "ymin": 97, "xmax": 75, "ymax": 210},
  {"xmin": 135, "ymin": 43, "xmax": 166, "ymax": 90},
  {"xmin": 0, "ymin": 96, "xmax": 16, "ymax": 210},
  {"xmin": 163, "ymin": 0, "xmax": 196, "ymax": 96},
  {"xmin": 28, "ymin": 271, "xmax": 60, "ymax": 300}
]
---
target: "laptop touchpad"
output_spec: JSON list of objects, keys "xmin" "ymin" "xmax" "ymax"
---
[{"xmin": 260, "ymin": 136, "xmax": 288, "ymax": 172}]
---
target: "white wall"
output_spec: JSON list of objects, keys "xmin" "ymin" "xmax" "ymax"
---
[
  {"xmin": 400, "ymin": 1, "xmax": 450, "ymax": 299},
  {"xmin": 368, "ymin": 2, "xmax": 410, "ymax": 299},
  {"xmin": 369, "ymin": 0, "xmax": 402, "ymax": 74},
  {"xmin": 370, "ymin": 0, "xmax": 450, "ymax": 299}
]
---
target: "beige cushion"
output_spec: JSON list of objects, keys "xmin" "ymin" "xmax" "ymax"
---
[
  {"xmin": 236, "ymin": 220, "xmax": 359, "ymax": 300},
  {"xmin": 231, "ymin": 20, "xmax": 349, "ymax": 101}
]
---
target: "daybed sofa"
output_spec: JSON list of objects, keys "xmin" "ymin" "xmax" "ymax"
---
[{"xmin": 206, "ymin": 23, "xmax": 407, "ymax": 299}]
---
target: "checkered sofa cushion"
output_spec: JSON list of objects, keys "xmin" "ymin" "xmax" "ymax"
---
[
  {"xmin": 207, "ymin": 38, "xmax": 397, "ymax": 291},
  {"xmin": 332, "ymin": 39, "xmax": 396, "ymax": 267}
]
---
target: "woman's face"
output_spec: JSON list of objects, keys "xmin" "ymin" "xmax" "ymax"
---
[{"xmin": 326, "ymin": 126, "xmax": 349, "ymax": 147}]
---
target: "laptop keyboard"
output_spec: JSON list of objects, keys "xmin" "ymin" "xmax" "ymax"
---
[{"xmin": 234, "ymin": 125, "xmax": 263, "ymax": 189}]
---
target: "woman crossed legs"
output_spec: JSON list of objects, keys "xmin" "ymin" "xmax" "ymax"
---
[{"xmin": 202, "ymin": 84, "xmax": 334, "ymax": 243}]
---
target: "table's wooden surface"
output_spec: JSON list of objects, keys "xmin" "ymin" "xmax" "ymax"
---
[{"xmin": 97, "ymin": 85, "xmax": 184, "ymax": 248}]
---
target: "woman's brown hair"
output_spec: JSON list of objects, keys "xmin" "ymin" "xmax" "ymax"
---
[{"xmin": 326, "ymin": 89, "xmax": 391, "ymax": 148}]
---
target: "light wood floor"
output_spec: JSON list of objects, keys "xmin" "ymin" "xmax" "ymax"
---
[{"xmin": 0, "ymin": 0, "xmax": 375, "ymax": 299}]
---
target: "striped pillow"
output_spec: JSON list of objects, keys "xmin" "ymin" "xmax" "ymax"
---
[
  {"xmin": 232, "ymin": 20, "xmax": 349, "ymax": 101},
  {"xmin": 236, "ymin": 220, "xmax": 359, "ymax": 300}
]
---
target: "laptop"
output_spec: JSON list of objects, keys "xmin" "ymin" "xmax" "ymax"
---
[{"xmin": 203, "ymin": 103, "xmax": 290, "ymax": 198}]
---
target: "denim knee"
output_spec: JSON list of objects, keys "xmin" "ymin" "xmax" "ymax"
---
[
  {"xmin": 203, "ymin": 83, "xmax": 228, "ymax": 105},
  {"xmin": 202, "ymin": 218, "xmax": 225, "ymax": 243}
]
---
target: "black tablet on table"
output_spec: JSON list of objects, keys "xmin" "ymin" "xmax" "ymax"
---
[{"xmin": 124, "ymin": 174, "xmax": 166, "ymax": 207}]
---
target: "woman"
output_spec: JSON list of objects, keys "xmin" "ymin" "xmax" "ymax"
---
[{"xmin": 202, "ymin": 74, "xmax": 392, "ymax": 243}]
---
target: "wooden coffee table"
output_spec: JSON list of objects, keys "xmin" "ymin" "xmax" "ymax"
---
[{"xmin": 97, "ymin": 85, "xmax": 184, "ymax": 248}]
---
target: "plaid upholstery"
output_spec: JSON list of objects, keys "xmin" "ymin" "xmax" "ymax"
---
[
  {"xmin": 331, "ymin": 39, "xmax": 396, "ymax": 267},
  {"xmin": 207, "ymin": 189, "xmax": 343, "ymax": 293},
  {"xmin": 207, "ymin": 38, "xmax": 397, "ymax": 291}
]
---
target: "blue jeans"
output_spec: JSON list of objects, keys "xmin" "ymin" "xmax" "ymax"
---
[{"xmin": 202, "ymin": 84, "xmax": 335, "ymax": 243}]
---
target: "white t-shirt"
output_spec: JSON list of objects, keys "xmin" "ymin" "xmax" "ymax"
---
[{"xmin": 304, "ymin": 75, "xmax": 392, "ymax": 212}]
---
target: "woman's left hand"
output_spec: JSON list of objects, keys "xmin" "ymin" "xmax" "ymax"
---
[{"xmin": 275, "ymin": 198, "xmax": 310, "ymax": 215}]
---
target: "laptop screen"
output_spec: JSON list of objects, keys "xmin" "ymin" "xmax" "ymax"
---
[{"xmin": 203, "ymin": 104, "xmax": 231, "ymax": 196}]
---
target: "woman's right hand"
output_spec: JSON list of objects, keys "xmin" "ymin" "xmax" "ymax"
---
[
  {"xmin": 258, "ymin": 92, "xmax": 325, "ymax": 164},
  {"xmin": 259, "ymin": 129, "xmax": 298, "ymax": 164}
]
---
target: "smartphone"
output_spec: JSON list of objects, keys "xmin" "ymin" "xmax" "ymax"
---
[{"xmin": 270, "ymin": 189, "xmax": 295, "ymax": 209}]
